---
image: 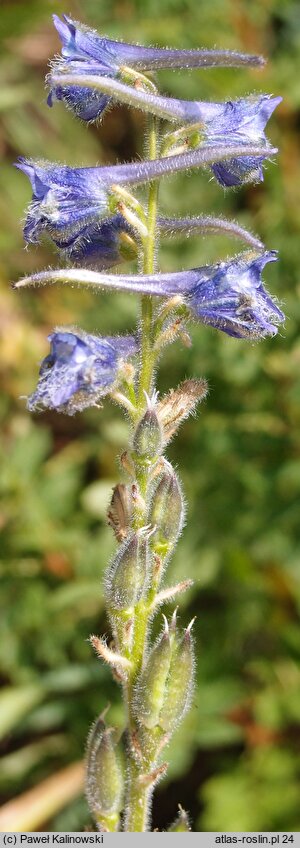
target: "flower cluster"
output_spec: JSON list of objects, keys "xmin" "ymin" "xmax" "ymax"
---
[
  {"xmin": 15, "ymin": 15, "xmax": 282, "ymax": 833},
  {"xmin": 47, "ymin": 16, "xmax": 280, "ymax": 187},
  {"xmin": 48, "ymin": 15, "xmax": 265, "ymax": 122}
]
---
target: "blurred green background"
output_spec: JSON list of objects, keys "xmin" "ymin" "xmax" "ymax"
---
[{"xmin": 1, "ymin": 0, "xmax": 300, "ymax": 832}]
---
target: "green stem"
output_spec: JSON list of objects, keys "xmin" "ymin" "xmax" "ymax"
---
[
  {"xmin": 125, "ymin": 760, "xmax": 153, "ymax": 832},
  {"xmin": 138, "ymin": 115, "xmax": 160, "ymax": 405},
  {"xmin": 124, "ymin": 115, "xmax": 161, "ymax": 832}
]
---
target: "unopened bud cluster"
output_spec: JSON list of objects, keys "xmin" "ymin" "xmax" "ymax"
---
[
  {"xmin": 103, "ymin": 399, "xmax": 186, "ymax": 634},
  {"xmin": 86, "ymin": 392, "xmax": 193, "ymax": 826}
]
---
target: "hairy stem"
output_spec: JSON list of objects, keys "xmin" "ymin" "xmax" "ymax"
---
[
  {"xmin": 124, "ymin": 115, "xmax": 160, "ymax": 832},
  {"xmin": 138, "ymin": 116, "xmax": 160, "ymax": 405}
]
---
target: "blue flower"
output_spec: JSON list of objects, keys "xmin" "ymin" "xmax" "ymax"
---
[
  {"xmin": 47, "ymin": 15, "xmax": 118, "ymax": 121},
  {"xmin": 17, "ymin": 144, "xmax": 276, "ymax": 252},
  {"xmin": 49, "ymin": 51, "xmax": 281, "ymax": 186},
  {"xmin": 16, "ymin": 159, "xmax": 111, "ymax": 247},
  {"xmin": 125, "ymin": 250, "xmax": 282, "ymax": 339},
  {"xmin": 103, "ymin": 250, "xmax": 282, "ymax": 339},
  {"xmin": 16, "ymin": 253, "xmax": 284, "ymax": 342},
  {"xmin": 28, "ymin": 330, "xmax": 138, "ymax": 414},
  {"xmin": 48, "ymin": 15, "xmax": 264, "ymax": 122},
  {"xmin": 183, "ymin": 251, "xmax": 284, "ymax": 338},
  {"xmin": 163, "ymin": 92, "xmax": 280, "ymax": 184},
  {"xmin": 162, "ymin": 93, "xmax": 281, "ymax": 187},
  {"xmin": 117, "ymin": 250, "xmax": 283, "ymax": 338},
  {"xmin": 62, "ymin": 74, "xmax": 278, "ymax": 187},
  {"xmin": 205, "ymin": 95, "xmax": 282, "ymax": 186},
  {"xmin": 65, "ymin": 213, "xmax": 136, "ymax": 268}
]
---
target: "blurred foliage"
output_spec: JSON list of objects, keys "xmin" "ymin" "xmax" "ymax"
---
[{"xmin": 1, "ymin": 0, "xmax": 300, "ymax": 833}]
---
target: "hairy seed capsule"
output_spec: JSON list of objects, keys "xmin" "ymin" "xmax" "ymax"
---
[
  {"xmin": 133, "ymin": 623, "xmax": 172, "ymax": 729},
  {"xmin": 132, "ymin": 406, "xmax": 163, "ymax": 460},
  {"xmin": 105, "ymin": 532, "xmax": 148, "ymax": 610},
  {"xmin": 159, "ymin": 625, "xmax": 194, "ymax": 732},
  {"xmin": 149, "ymin": 467, "xmax": 184, "ymax": 557},
  {"xmin": 85, "ymin": 718, "xmax": 123, "ymax": 824}
]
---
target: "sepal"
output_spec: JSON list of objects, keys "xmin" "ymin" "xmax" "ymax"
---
[
  {"xmin": 133, "ymin": 618, "xmax": 172, "ymax": 729},
  {"xmin": 149, "ymin": 464, "xmax": 185, "ymax": 560},
  {"xmin": 90, "ymin": 634, "xmax": 132, "ymax": 672},
  {"xmin": 133, "ymin": 615, "xmax": 195, "ymax": 735},
  {"xmin": 105, "ymin": 531, "xmax": 149, "ymax": 611},
  {"xmin": 167, "ymin": 805, "xmax": 191, "ymax": 832},
  {"xmin": 85, "ymin": 715, "xmax": 123, "ymax": 830},
  {"xmin": 159, "ymin": 620, "xmax": 195, "ymax": 732},
  {"xmin": 132, "ymin": 395, "xmax": 163, "ymax": 461}
]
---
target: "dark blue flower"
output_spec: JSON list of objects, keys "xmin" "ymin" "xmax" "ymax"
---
[
  {"xmin": 205, "ymin": 95, "xmax": 281, "ymax": 186},
  {"xmin": 67, "ymin": 80, "xmax": 278, "ymax": 186},
  {"xmin": 17, "ymin": 143, "xmax": 276, "ymax": 253},
  {"xmin": 125, "ymin": 250, "xmax": 282, "ymax": 339},
  {"xmin": 16, "ymin": 253, "xmax": 284, "ymax": 342},
  {"xmin": 101, "ymin": 250, "xmax": 282, "ymax": 339},
  {"xmin": 184, "ymin": 251, "xmax": 284, "ymax": 337},
  {"xmin": 28, "ymin": 330, "xmax": 138, "ymax": 414},
  {"xmin": 62, "ymin": 213, "xmax": 136, "ymax": 268},
  {"xmin": 49, "ymin": 52, "xmax": 281, "ymax": 186},
  {"xmin": 47, "ymin": 15, "xmax": 117, "ymax": 121},
  {"xmin": 163, "ymin": 93, "xmax": 281, "ymax": 186},
  {"xmin": 16, "ymin": 159, "xmax": 111, "ymax": 247},
  {"xmin": 48, "ymin": 15, "xmax": 264, "ymax": 122},
  {"xmin": 121, "ymin": 250, "xmax": 283, "ymax": 338}
]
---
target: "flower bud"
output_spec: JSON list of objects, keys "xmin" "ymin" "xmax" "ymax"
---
[
  {"xmin": 132, "ymin": 404, "xmax": 162, "ymax": 460},
  {"xmin": 159, "ymin": 624, "xmax": 194, "ymax": 732},
  {"xmin": 149, "ymin": 467, "xmax": 184, "ymax": 558},
  {"xmin": 105, "ymin": 532, "xmax": 148, "ymax": 610},
  {"xmin": 133, "ymin": 620, "xmax": 171, "ymax": 729},
  {"xmin": 85, "ymin": 717, "xmax": 123, "ymax": 829}
]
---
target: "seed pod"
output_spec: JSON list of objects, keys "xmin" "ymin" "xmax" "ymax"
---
[
  {"xmin": 107, "ymin": 483, "xmax": 133, "ymax": 542},
  {"xmin": 133, "ymin": 621, "xmax": 172, "ymax": 729},
  {"xmin": 149, "ymin": 467, "xmax": 184, "ymax": 557},
  {"xmin": 159, "ymin": 623, "xmax": 195, "ymax": 732},
  {"xmin": 85, "ymin": 718, "xmax": 123, "ymax": 826},
  {"xmin": 168, "ymin": 805, "xmax": 191, "ymax": 832},
  {"xmin": 105, "ymin": 532, "xmax": 148, "ymax": 610},
  {"xmin": 133, "ymin": 405, "xmax": 162, "ymax": 460}
]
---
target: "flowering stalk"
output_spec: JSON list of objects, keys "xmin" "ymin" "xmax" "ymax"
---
[
  {"xmin": 14, "ymin": 15, "xmax": 283, "ymax": 831},
  {"xmin": 123, "ymin": 113, "xmax": 160, "ymax": 831}
]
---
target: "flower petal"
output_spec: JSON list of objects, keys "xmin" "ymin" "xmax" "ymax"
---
[{"xmin": 28, "ymin": 330, "xmax": 138, "ymax": 414}]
